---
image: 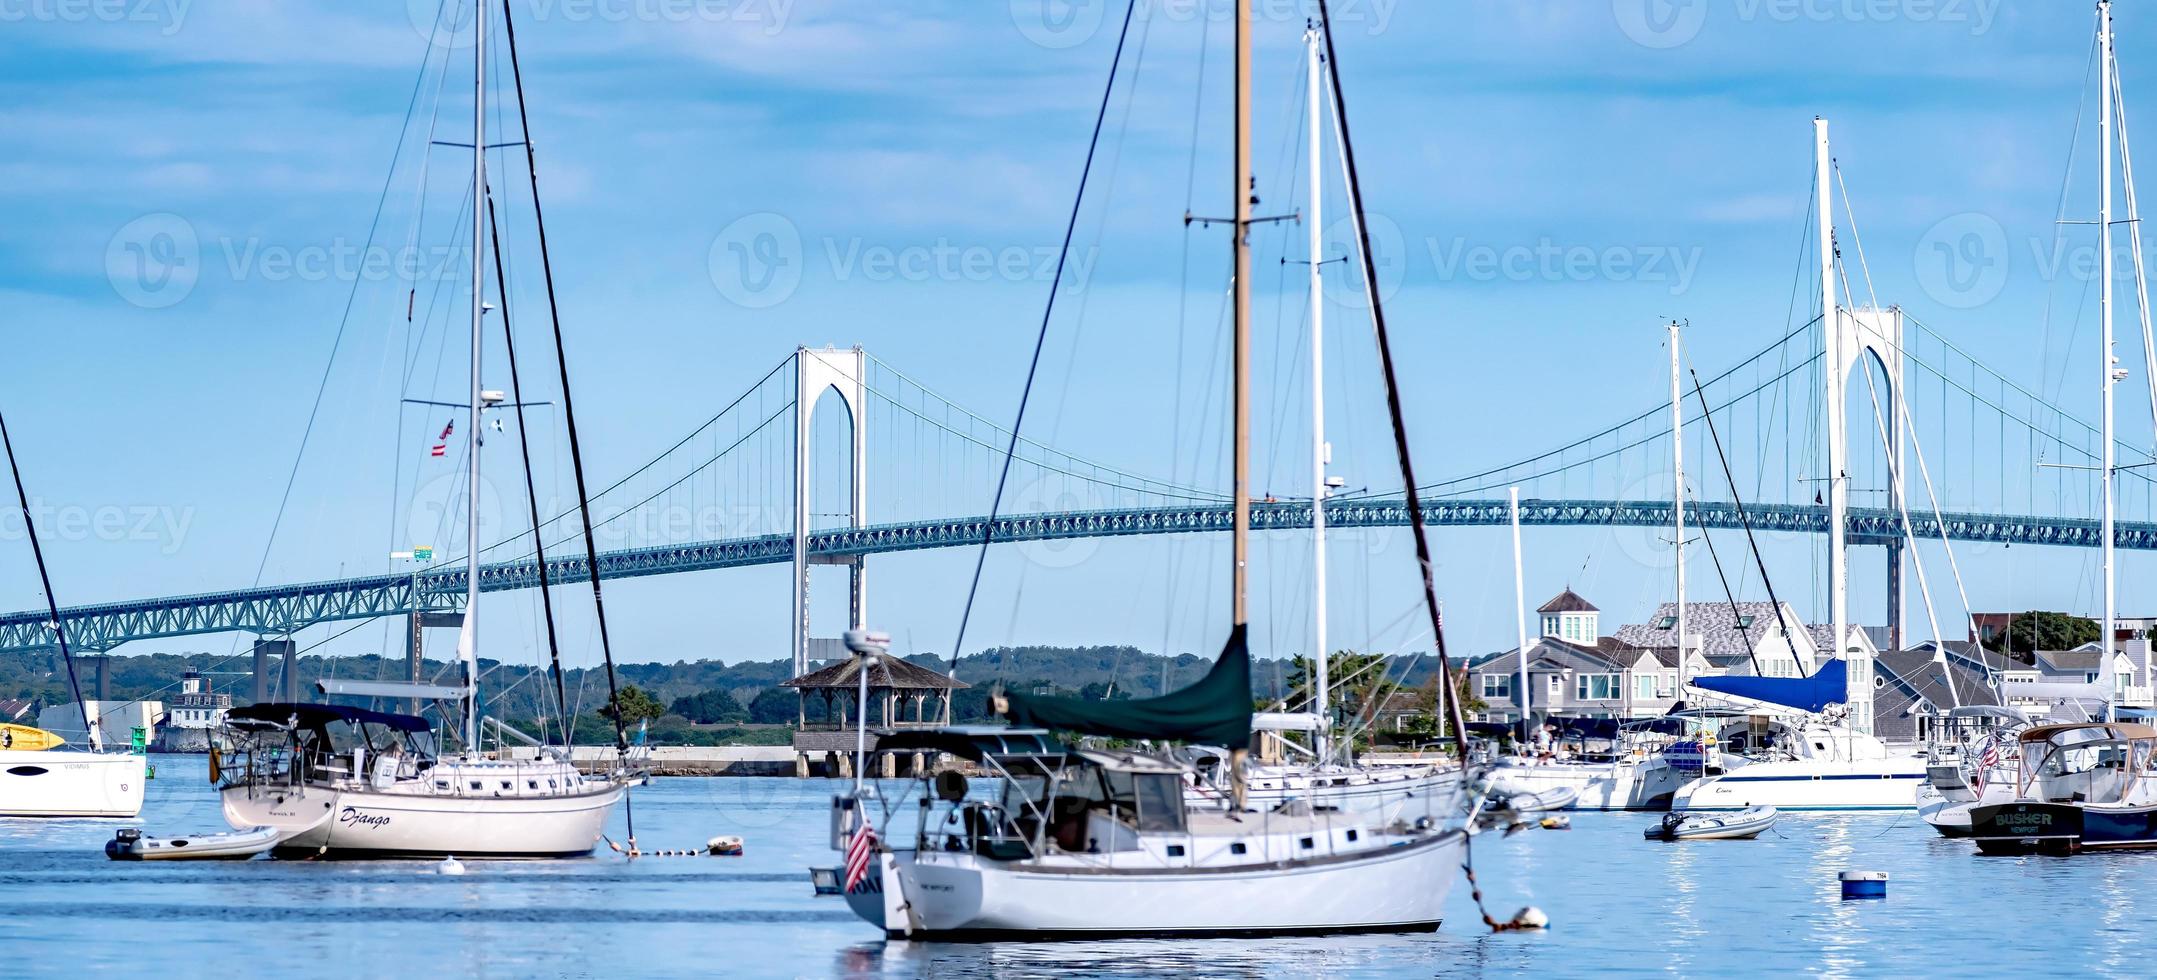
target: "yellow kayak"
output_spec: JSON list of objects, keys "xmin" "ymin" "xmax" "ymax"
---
[{"xmin": 0, "ymin": 723, "xmax": 65, "ymax": 751}]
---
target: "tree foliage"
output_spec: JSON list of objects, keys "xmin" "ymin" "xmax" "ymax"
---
[
  {"xmin": 1985, "ymin": 611, "xmax": 2099, "ymax": 657},
  {"xmin": 669, "ymin": 688, "xmax": 748, "ymax": 724},
  {"xmin": 600, "ymin": 684, "xmax": 667, "ymax": 724}
]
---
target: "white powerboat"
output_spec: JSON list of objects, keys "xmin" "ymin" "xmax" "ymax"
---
[
  {"xmin": 217, "ymin": 703, "xmax": 626, "ymax": 859},
  {"xmin": 1183, "ymin": 747, "xmax": 1463, "ymax": 815},
  {"xmin": 1671, "ymin": 716, "xmax": 1924, "ymax": 811},
  {"xmin": 0, "ymin": 746, "xmax": 146, "ymax": 818},
  {"xmin": 844, "ymin": 728, "xmax": 1465, "ymax": 939}
]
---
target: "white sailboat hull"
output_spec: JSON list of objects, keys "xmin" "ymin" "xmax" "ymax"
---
[
  {"xmin": 1487, "ymin": 760, "xmax": 1686, "ymax": 811},
  {"xmin": 1672, "ymin": 757, "xmax": 1926, "ymax": 811},
  {"xmin": 0, "ymin": 749, "xmax": 146, "ymax": 817},
  {"xmin": 871, "ymin": 830, "xmax": 1464, "ymax": 938},
  {"xmin": 221, "ymin": 780, "xmax": 622, "ymax": 858},
  {"xmin": 1191, "ymin": 766, "xmax": 1463, "ymax": 814}
]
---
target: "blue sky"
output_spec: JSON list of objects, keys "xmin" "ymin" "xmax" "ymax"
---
[{"xmin": 2, "ymin": 1, "xmax": 2154, "ymax": 681}]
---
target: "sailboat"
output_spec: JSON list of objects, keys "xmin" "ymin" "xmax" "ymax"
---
[
  {"xmin": 1486, "ymin": 330, "xmax": 1700, "ymax": 811},
  {"xmin": 837, "ymin": 2, "xmax": 1475, "ymax": 938},
  {"xmin": 0, "ymin": 411, "xmax": 147, "ymax": 819},
  {"xmin": 215, "ymin": 0, "xmax": 632, "ymax": 857},
  {"xmin": 1187, "ymin": 22, "xmax": 1460, "ymax": 819},
  {"xmin": 1968, "ymin": 0, "xmax": 2157, "ymax": 854}
]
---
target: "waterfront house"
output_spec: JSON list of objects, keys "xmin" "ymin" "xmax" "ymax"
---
[
  {"xmin": 1872, "ymin": 648, "xmax": 2001, "ymax": 743},
  {"xmin": 1466, "ymin": 590, "xmax": 1713, "ymax": 725},
  {"xmin": 1612, "ymin": 600, "xmax": 1824, "ymax": 678}
]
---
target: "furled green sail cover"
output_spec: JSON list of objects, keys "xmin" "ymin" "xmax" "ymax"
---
[{"xmin": 1002, "ymin": 625, "xmax": 1252, "ymax": 747}]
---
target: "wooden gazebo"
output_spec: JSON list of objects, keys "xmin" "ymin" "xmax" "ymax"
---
[{"xmin": 782, "ymin": 656, "xmax": 968, "ymax": 777}]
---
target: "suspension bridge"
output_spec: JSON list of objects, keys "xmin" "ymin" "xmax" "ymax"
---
[{"xmin": 1, "ymin": 303, "xmax": 2152, "ymax": 661}]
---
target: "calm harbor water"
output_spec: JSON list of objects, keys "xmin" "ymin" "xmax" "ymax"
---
[{"xmin": 1, "ymin": 756, "xmax": 2148, "ymax": 978}]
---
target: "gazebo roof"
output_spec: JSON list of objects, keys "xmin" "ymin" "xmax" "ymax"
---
[{"xmin": 783, "ymin": 655, "xmax": 970, "ymax": 692}]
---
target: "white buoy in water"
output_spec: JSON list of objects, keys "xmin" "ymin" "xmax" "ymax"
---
[
  {"xmin": 437, "ymin": 855, "xmax": 466, "ymax": 876},
  {"xmin": 1510, "ymin": 906, "xmax": 1550, "ymax": 929},
  {"xmin": 707, "ymin": 835, "xmax": 745, "ymax": 856}
]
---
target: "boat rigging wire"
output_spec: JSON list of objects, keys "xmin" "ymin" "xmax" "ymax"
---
[{"xmin": 949, "ymin": 0, "xmax": 1141, "ymax": 678}]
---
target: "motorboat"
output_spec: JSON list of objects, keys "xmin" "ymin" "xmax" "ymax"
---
[
  {"xmin": 106, "ymin": 823, "xmax": 301, "ymax": 861},
  {"xmin": 1644, "ymin": 806, "xmax": 1777, "ymax": 841},
  {"xmin": 1971, "ymin": 722, "xmax": 2157, "ymax": 855},
  {"xmin": 839, "ymin": 725, "xmax": 1466, "ymax": 939},
  {"xmin": 1915, "ymin": 706, "xmax": 2029, "ymax": 837},
  {"xmin": 1485, "ymin": 717, "xmax": 1708, "ymax": 811},
  {"xmin": 217, "ymin": 703, "xmax": 628, "ymax": 859}
]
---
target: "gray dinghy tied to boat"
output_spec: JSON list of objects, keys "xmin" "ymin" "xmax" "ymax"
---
[{"xmin": 820, "ymin": 0, "xmax": 1529, "ymax": 942}]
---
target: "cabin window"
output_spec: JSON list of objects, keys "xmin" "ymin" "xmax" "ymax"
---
[
  {"xmin": 527, "ymin": 780, "xmax": 539, "ymax": 790},
  {"xmin": 1132, "ymin": 773, "xmax": 1187, "ymax": 834},
  {"xmin": 1345, "ymin": 829, "xmax": 1359, "ymax": 842},
  {"xmin": 468, "ymin": 780, "xmax": 482, "ymax": 790},
  {"xmin": 500, "ymin": 781, "xmax": 513, "ymax": 790},
  {"xmin": 1166, "ymin": 845, "xmax": 1185, "ymax": 857},
  {"xmin": 1230, "ymin": 842, "xmax": 1248, "ymax": 855},
  {"xmin": 1299, "ymin": 836, "xmax": 1315, "ymax": 850}
]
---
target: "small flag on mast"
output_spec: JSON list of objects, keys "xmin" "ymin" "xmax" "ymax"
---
[{"xmin": 430, "ymin": 418, "xmax": 454, "ymax": 457}]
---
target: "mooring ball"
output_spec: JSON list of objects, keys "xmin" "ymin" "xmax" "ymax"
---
[{"xmin": 1511, "ymin": 906, "xmax": 1550, "ymax": 929}]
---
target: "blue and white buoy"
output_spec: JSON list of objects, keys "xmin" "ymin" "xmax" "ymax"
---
[{"xmin": 1839, "ymin": 870, "xmax": 1887, "ymax": 900}]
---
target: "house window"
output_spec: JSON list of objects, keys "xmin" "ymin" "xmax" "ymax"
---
[
  {"xmin": 2087, "ymin": 673, "xmax": 2100, "ymax": 684},
  {"xmin": 1656, "ymin": 616, "xmax": 1676, "ymax": 629},
  {"xmin": 1635, "ymin": 675, "xmax": 1657, "ymax": 699},
  {"xmin": 1548, "ymin": 675, "xmax": 1561, "ymax": 696},
  {"xmin": 1480, "ymin": 676, "xmax": 1511, "ymax": 699},
  {"xmin": 1657, "ymin": 672, "xmax": 1677, "ymax": 698},
  {"xmin": 1737, "ymin": 615, "xmax": 1755, "ymax": 628},
  {"xmin": 1576, "ymin": 674, "xmax": 1618, "ymax": 700}
]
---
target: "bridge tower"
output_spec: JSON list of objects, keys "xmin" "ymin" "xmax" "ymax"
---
[
  {"xmin": 792, "ymin": 346, "xmax": 869, "ymax": 692},
  {"xmin": 1818, "ymin": 117, "xmax": 1902, "ymax": 736}
]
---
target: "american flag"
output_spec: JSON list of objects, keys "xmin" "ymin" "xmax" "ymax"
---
[
  {"xmin": 1972, "ymin": 735, "xmax": 2001, "ymax": 795},
  {"xmin": 430, "ymin": 419, "xmax": 454, "ymax": 457},
  {"xmin": 843, "ymin": 820, "xmax": 878, "ymax": 893}
]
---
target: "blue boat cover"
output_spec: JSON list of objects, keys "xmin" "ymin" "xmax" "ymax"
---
[{"xmin": 1688, "ymin": 658, "xmax": 1848, "ymax": 713}]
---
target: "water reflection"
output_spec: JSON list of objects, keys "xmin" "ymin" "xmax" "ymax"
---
[{"xmin": 7, "ymin": 762, "xmax": 2157, "ymax": 977}]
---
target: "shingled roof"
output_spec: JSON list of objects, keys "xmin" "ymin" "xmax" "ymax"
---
[
  {"xmin": 783, "ymin": 656, "xmax": 969, "ymax": 691},
  {"xmin": 1537, "ymin": 589, "xmax": 1598, "ymax": 614},
  {"xmin": 1613, "ymin": 601, "xmax": 1811, "ymax": 661}
]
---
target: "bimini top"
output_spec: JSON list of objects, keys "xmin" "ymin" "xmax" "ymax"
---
[
  {"xmin": 226, "ymin": 702, "xmax": 431, "ymax": 733},
  {"xmin": 2018, "ymin": 721, "xmax": 2157, "ymax": 744}
]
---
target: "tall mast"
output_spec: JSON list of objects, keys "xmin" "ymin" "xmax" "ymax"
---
[
  {"xmin": 1509, "ymin": 488, "xmax": 1529, "ymax": 743},
  {"xmin": 1816, "ymin": 117, "xmax": 1846, "ymax": 675},
  {"xmin": 1670, "ymin": 321, "xmax": 1687, "ymax": 700},
  {"xmin": 1230, "ymin": 0, "xmax": 1252, "ymax": 627},
  {"xmin": 2101, "ymin": 0, "xmax": 2118, "ymax": 722},
  {"xmin": 457, "ymin": 0, "xmax": 487, "ymax": 754},
  {"xmin": 1304, "ymin": 23, "xmax": 1330, "ymax": 764}
]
